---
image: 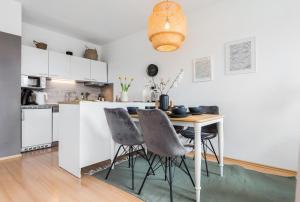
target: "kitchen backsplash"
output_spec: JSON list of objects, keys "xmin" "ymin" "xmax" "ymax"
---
[{"xmin": 45, "ymin": 80, "xmax": 105, "ymax": 103}]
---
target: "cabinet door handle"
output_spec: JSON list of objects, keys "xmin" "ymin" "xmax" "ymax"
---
[{"xmin": 21, "ymin": 111, "xmax": 25, "ymax": 121}]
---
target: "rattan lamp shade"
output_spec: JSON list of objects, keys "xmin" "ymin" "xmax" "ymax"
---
[{"xmin": 148, "ymin": 1, "xmax": 187, "ymax": 52}]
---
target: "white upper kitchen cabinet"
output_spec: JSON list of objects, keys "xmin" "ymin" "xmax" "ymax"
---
[
  {"xmin": 90, "ymin": 60, "xmax": 107, "ymax": 82},
  {"xmin": 70, "ymin": 56, "xmax": 91, "ymax": 81},
  {"xmin": 0, "ymin": 0, "xmax": 21, "ymax": 36},
  {"xmin": 22, "ymin": 46, "xmax": 49, "ymax": 77},
  {"xmin": 49, "ymin": 51, "xmax": 70, "ymax": 79}
]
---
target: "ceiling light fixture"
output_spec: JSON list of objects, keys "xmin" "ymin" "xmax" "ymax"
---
[{"xmin": 148, "ymin": 0, "xmax": 187, "ymax": 52}]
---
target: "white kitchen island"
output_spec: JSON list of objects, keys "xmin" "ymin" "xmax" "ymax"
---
[{"xmin": 59, "ymin": 101, "xmax": 154, "ymax": 178}]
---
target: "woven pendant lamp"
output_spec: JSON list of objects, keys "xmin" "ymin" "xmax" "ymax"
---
[{"xmin": 148, "ymin": 0, "xmax": 187, "ymax": 52}]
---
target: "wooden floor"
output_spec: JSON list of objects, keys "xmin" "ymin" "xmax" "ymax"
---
[
  {"xmin": 0, "ymin": 148, "xmax": 296, "ymax": 202},
  {"xmin": 0, "ymin": 148, "xmax": 142, "ymax": 202}
]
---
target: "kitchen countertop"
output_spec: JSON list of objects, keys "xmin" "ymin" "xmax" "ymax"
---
[
  {"xmin": 58, "ymin": 100, "xmax": 112, "ymax": 105},
  {"xmin": 21, "ymin": 104, "xmax": 59, "ymax": 109},
  {"xmin": 58, "ymin": 101, "xmax": 155, "ymax": 105},
  {"xmin": 58, "ymin": 101, "xmax": 81, "ymax": 105}
]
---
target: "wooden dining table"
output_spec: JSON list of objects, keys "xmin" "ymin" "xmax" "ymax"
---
[{"xmin": 132, "ymin": 113, "xmax": 224, "ymax": 202}]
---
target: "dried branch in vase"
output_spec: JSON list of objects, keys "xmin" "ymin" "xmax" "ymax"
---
[{"xmin": 146, "ymin": 68, "xmax": 184, "ymax": 95}]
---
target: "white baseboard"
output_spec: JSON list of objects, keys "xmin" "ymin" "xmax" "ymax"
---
[{"xmin": 0, "ymin": 154, "xmax": 22, "ymax": 161}]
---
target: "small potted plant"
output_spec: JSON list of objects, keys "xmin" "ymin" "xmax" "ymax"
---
[{"xmin": 119, "ymin": 76, "xmax": 134, "ymax": 102}]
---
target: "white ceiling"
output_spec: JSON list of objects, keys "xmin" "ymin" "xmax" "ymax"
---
[{"xmin": 16, "ymin": 0, "xmax": 219, "ymax": 45}]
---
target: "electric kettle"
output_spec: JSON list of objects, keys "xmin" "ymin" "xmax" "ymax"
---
[{"xmin": 32, "ymin": 91, "xmax": 48, "ymax": 105}]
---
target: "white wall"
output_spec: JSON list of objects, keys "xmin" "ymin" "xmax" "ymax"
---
[
  {"xmin": 103, "ymin": 0, "xmax": 300, "ymax": 170},
  {"xmin": 296, "ymin": 146, "xmax": 300, "ymax": 201},
  {"xmin": 22, "ymin": 23, "xmax": 102, "ymax": 60},
  {"xmin": 0, "ymin": 0, "xmax": 22, "ymax": 36}
]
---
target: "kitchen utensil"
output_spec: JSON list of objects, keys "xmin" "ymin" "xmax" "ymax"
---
[
  {"xmin": 189, "ymin": 107, "xmax": 202, "ymax": 115},
  {"xmin": 174, "ymin": 105, "xmax": 185, "ymax": 108},
  {"xmin": 21, "ymin": 89, "xmax": 36, "ymax": 105},
  {"xmin": 32, "ymin": 91, "xmax": 48, "ymax": 105},
  {"xmin": 172, "ymin": 106, "xmax": 187, "ymax": 115},
  {"xmin": 145, "ymin": 106, "xmax": 155, "ymax": 109},
  {"xmin": 169, "ymin": 113, "xmax": 190, "ymax": 118},
  {"xmin": 127, "ymin": 107, "xmax": 139, "ymax": 115}
]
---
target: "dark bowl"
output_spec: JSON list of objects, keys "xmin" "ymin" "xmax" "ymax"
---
[
  {"xmin": 173, "ymin": 105, "xmax": 185, "ymax": 108},
  {"xmin": 172, "ymin": 107, "xmax": 187, "ymax": 115},
  {"xmin": 127, "ymin": 107, "xmax": 139, "ymax": 115},
  {"xmin": 145, "ymin": 106, "xmax": 155, "ymax": 109},
  {"xmin": 189, "ymin": 107, "xmax": 202, "ymax": 114}
]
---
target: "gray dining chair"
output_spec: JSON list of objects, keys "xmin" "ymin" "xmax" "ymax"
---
[
  {"xmin": 137, "ymin": 109, "xmax": 195, "ymax": 202},
  {"xmin": 104, "ymin": 108, "xmax": 154, "ymax": 190},
  {"xmin": 180, "ymin": 106, "xmax": 220, "ymax": 177}
]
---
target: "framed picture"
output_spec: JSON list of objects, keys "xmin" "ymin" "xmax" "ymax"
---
[
  {"xmin": 193, "ymin": 57, "xmax": 213, "ymax": 82},
  {"xmin": 225, "ymin": 37, "xmax": 256, "ymax": 75}
]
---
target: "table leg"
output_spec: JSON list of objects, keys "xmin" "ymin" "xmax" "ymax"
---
[
  {"xmin": 217, "ymin": 119, "xmax": 224, "ymax": 177},
  {"xmin": 194, "ymin": 123, "xmax": 202, "ymax": 202}
]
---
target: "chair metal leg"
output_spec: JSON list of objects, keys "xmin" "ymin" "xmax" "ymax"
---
[
  {"xmin": 130, "ymin": 146, "xmax": 134, "ymax": 190},
  {"xmin": 178, "ymin": 157, "xmax": 183, "ymax": 168},
  {"xmin": 165, "ymin": 157, "xmax": 168, "ymax": 181},
  {"xmin": 168, "ymin": 157, "xmax": 173, "ymax": 202},
  {"xmin": 202, "ymin": 140, "xmax": 209, "ymax": 177},
  {"xmin": 178, "ymin": 155, "xmax": 186, "ymax": 168},
  {"xmin": 208, "ymin": 139, "xmax": 220, "ymax": 164},
  {"xmin": 180, "ymin": 156, "xmax": 195, "ymax": 187},
  {"xmin": 128, "ymin": 146, "xmax": 131, "ymax": 168},
  {"xmin": 140, "ymin": 145, "xmax": 155, "ymax": 175},
  {"xmin": 138, "ymin": 155, "xmax": 157, "ymax": 195},
  {"xmin": 149, "ymin": 153, "xmax": 153, "ymax": 160},
  {"xmin": 106, "ymin": 145, "xmax": 122, "ymax": 180}
]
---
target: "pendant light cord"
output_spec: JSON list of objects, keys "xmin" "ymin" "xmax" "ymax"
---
[{"xmin": 165, "ymin": 0, "xmax": 170, "ymax": 23}]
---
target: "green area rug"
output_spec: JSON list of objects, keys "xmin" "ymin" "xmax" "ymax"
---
[{"xmin": 93, "ymin": 157, "xmax": 296, "ymax": 202}]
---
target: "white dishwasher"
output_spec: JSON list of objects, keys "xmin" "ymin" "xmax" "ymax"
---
[{"xmin": 21, "ymin": 105, "xmax": 53, "ymax": 152}]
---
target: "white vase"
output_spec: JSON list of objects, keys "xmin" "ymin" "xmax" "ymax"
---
[
  {"xmin": 121, "ymin": 91, "xmax": 128, "ymax": 102},
  {"xmin": 142, "ymin": 87, "xmax": 151, "ymax": 102}
]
